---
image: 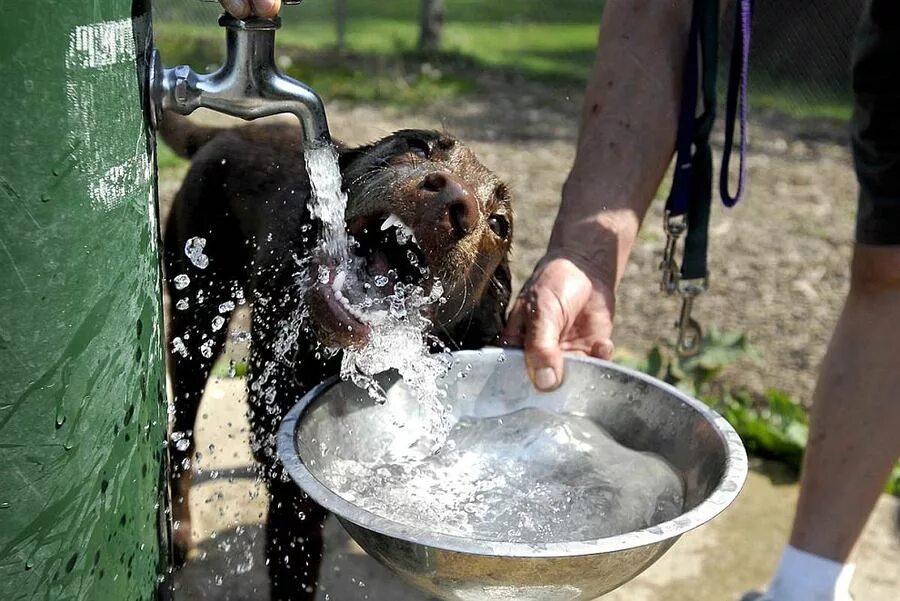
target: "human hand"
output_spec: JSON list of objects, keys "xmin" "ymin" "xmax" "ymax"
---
[
  {"xmin": 502, "ymin": 256, "xmax": 616, "ymax": 392},
  {"xmin": 219, "ymin": 0, "xmax": 281, "ymax": 19}
]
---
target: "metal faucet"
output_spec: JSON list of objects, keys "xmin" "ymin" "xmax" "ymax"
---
[{"xmin": 149, "ymin": 5, "xmax": 330, "ymax": 147}]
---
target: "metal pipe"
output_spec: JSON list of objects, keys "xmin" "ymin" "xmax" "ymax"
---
[{"xmin": 150, "ymin": 15, "xmax": 331, "ymax": 147}]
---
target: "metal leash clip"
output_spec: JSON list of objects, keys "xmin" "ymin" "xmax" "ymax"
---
[
  {"xmin": 675, "ymin": 277, "xmax": 706, "ymax": 355},
  {"xmin": 660, "ymin": 212, "xmax": 686, "ymax": 294},
  {"xmin": 659, "ymin": 212, "xmax": 705, "ymax": 356}
]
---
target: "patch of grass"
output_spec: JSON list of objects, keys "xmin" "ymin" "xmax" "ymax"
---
[
  {"xmin": 155, "ymin": 27, "xmax": 476, "ymax": 107},
  {"xmin": 156, "ymin": 141, "xmax": 188, "ymax": 173},
  {"xmin": 210, "ymin": 356, "xmax": 248, "ymax": 379},
  {"xmin": 750, "ymin": 92, "xmax": 851, "ymax": 122},
  {"xmin": 154, "ymin": 2, "xmax": 602, "ymax": 91},
  {"xmin": 616, "ymin": 328, "xmax": 899, "ymax": 496},
  {"xmin": 154, "ymin": 3, "xmax": 852, "ymax": 121}
]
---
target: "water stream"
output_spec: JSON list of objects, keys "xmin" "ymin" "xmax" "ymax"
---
[
  {"xmin": 304, "ymin": 145, "xmax": 450, "ymax": 422},
  {"xmin": 305, "ymin": 144, "xmax": 350, "ymax": 263}
]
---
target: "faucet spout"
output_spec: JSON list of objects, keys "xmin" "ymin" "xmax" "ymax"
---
[{"xmin": 150, "ymin": 15, "xmax": 331, "ymax": 147}]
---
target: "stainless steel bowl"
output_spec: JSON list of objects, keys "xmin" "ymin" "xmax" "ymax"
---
[{"xmin": 277, "ymin": 349, "xmax": 748, "ymax": 600}]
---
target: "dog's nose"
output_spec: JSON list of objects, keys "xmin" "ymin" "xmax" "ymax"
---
[{"xmin": 422, "ymin": 172, "xmax": 478, "ymax": 239}]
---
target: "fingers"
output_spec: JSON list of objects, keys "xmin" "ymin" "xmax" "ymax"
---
[
  {"xmin": 522, "ymin": 291, "xmax": 565, "ymax": 392},
  {"xmin": 502, "ymin": 291, "xmax": 564, "ymax": 391},
  {"xmin": 504, "ymin": 256, "xmax": 616, "ymax": 392},
  {"xmin": 220, "ymin": 0, "xmax": 281, "ymax": 18}
]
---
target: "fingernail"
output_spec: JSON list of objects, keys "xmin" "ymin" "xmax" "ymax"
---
[{"xmin": 534, "ymin": 367, "xmax": 557, "ymax": 391}]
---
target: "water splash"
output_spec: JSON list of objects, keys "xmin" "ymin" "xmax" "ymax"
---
[
  {"xmin": 338, "ymin": 281, "xmax": 453, "ymax": 443},
  {"xmin": 303, "ymin": 143, "xmax": 449, "ymax": 419},
  {"xmin": 185, "ymin": 236, "xmax": 209, "ymax": 269}
]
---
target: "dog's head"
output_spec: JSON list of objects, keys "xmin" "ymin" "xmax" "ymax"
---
[{"xmin": 307, "ymin": 130, "xmax": 513, "ymax": 350}]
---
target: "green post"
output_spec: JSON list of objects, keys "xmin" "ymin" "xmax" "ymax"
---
[{"xmin": 0, "ymin": 1, "xmax": 169, "ymax": 600}]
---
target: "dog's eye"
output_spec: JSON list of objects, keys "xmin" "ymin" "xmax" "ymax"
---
[
  {"xmin": 488, "ymin": 214, "xmax": 510, "ymax": 240},
  {"xmin": 406, "ymin": 139, "xmax": 431, "ymax": 160}
]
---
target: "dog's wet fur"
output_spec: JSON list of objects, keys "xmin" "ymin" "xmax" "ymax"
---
[{"xmin": 161, "ymin": 114, "xmax": 513, "ymax": 600}]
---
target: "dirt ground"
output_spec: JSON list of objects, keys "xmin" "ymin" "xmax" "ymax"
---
[
  {"xmin": 159, "ymin": 72, "xmax": 891, "ymax": 600},
  {"xmin": 161, "ymin": 72, "xmax": 858, "ymax": 404}
]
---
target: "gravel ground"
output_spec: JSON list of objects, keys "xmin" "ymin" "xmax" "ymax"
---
[{"xmin": 160, "ymin": 73, "xmax": 858, "ymax": 405}]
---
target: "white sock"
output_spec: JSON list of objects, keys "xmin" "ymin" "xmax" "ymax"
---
[{"xmin": 764, "ymin": 545, "xmax": 855, "ymax": 601}]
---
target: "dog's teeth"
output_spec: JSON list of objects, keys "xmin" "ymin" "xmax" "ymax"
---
[
  {"xmin": 396, "ymin": 222, "xmax": 417, "ymax": 245},
  {"xmin": 332, "ymin": 271, "xmax": 347, "ymax": 292},
  {"xmin": 380, "ymin": 213, "xmax": 402, "ymax": 231}
]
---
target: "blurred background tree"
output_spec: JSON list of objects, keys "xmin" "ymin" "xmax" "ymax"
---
[{"xmin": 418, "ymin": 0, "xmax": 445, "ymax": 51}]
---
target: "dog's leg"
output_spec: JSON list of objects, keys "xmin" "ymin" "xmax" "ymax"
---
[
  {"xmin": 246, "ymin": 295, "xmax": 334, "ymax": 601},
  {"xmin": 164, "ymin": 211, "xmax": 241, "ymax": 565},
  {"xmin": 167, "ymin": 283, "xmax": 237, "ymax": 565},
  {"xmin": 266, "ymin": 478, "xmax": 329, "ymax": 601}
]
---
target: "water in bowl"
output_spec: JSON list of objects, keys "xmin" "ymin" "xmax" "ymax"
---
[{"xmin": 322, "ymin": 406, "xmax": 685, "ymax": 543}]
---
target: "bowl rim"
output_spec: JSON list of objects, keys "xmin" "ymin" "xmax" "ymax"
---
[{"xmin": 276, "ymin": 348, "xmax": 748, "ymax": 558}]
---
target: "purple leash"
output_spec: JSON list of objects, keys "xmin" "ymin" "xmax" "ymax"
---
[{"xmin": 720, "ymin": 0, "xmax": 753, "ymax": 207}]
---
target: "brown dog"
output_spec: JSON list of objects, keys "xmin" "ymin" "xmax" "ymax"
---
[{"xmin": 160, "ymin": 113, "xmax": 513, "ymax": 600}]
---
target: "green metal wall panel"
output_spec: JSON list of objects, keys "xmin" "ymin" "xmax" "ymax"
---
[{"xmin": 0, "ymin": 1, "xmax": 169, "ymax": 599}]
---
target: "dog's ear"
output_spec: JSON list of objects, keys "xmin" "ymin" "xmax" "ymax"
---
[
  {"xmin": 337, "ymin": 142, "xmax": 376, "ymax": 172},
  {"xmin": 443, "ymin": 259, "xmax": 512, "ymax": 350}
]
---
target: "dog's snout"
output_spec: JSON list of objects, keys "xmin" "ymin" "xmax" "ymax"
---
[{"xmin": 421, "ymin": 172, "xmax": 478, "ymax": 239}]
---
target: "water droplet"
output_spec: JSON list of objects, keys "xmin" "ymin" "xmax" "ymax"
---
[
  {"xmin": 184, "ymin": 237, "xmax": 209, "ymax": 269},
  {"xmin": 171, "ymin": 337, "xmax": 188, "ymax": 358},
  {"xmin": 173, "ymin": 274, "xmax": 190, "ymax": 290},
  {"xmin": 218, "ymin": 301, "xmax": 235, "ymax": 313},
  {"xmin": 211, "ymin": 316, "xmax": 225, "ymax": 331}
]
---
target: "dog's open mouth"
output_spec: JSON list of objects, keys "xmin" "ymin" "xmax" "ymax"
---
[{"xmin": 310, "ymin": 213, "xmax": 432, "ymax": 347}]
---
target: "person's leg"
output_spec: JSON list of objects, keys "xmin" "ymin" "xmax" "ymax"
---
[
  {"xmin": 754, "ymin": 246, "xmax": 900, "ymax": 601},
  {"xmin": 788, "ymin": 245, "xmax": 900, "ymax": 562}
]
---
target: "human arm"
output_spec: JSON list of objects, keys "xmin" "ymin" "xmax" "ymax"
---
[
  {"xmin": 502, "ymin": 0, "xmax": 693, "ymax": 390},
  {"xmin": 219, "ymin": 0, "xmax": 281, "ymax": 19}
]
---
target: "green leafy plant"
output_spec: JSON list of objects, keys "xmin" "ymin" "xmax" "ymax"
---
[
  {"xmin": 720, "ymin": 389, "xmax": 807, "ymax": 471},
  {"xmin": 616, "ymin": 326, "xmax": 756, "ymax": 398},
  {"xmin": 616, "ymin": 328, "xmax": 899, "ymax": 496}
]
